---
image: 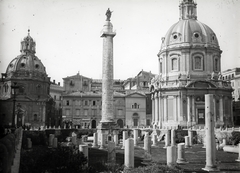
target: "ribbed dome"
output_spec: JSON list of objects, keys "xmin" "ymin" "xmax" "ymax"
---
[
  {"xmin": 161, "ymin": 19, "xmax": 219, "ymax": 51},
  {"xmin": 6, "ymin": 55, "xmax": 46, "ymax": 75},
  {"xmin": 5, "ymin": 30, "xmax": 47, "ymax": 79}
]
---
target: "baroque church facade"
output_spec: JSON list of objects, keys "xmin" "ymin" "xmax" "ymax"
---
[
  {"xmin": 150, "ymin": 0, "xmax": 233, "ymax": 129},
  {"xmin": 0, "ymin": 30, "xmax": 51, "ymax": 127}
]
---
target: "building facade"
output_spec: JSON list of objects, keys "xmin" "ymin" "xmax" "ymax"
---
[
  {"xmin": 150, "ymin": 0, "xmax": 233, "ymax": 129},
  {"xmin": 61, "ymin": 73, "xmax": 126, "ymax": 128},
  {"xmin": 0, "ymin": 30, "xmax": 51, "ymax": 128},
  {"xmin": 61, "ymin": 70, "xmax": 154, "ymax": 128},
  {"xmin": 49, "ymin": 80, "xmax": 64, "ymax": 127},
  {"xmin": 222, "ymin": 68, "xmax": 240, "ymax": 125}
]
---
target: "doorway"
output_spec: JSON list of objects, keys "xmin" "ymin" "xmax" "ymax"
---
[{"xmin": 198, "ymin": 109, "xmax": 205, "ymax": 124}]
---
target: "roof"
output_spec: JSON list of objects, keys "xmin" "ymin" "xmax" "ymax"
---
[{"xmin": 62, "ymin": 91, "xmax": 125, "ymax": 97}]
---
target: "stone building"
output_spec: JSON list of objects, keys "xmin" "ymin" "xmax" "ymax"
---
[
  {"xmin": 150, "ymin": 0, "xmax": 233, "ymax": 129},
  {"xmin": 222, "ymin": 68, "xmax": 240, "ymax": 125},
  {"xmin": 49, "ymin": 80, "xmax": 64, "ymax": 127},
  {"xmin": 123, "ymin": 70, "xmax": 155, "ymax": 127},
  {"xmin": 62, "ymin": 90, "xmax": 125, "ymax": 128},
  {"xmin": 61, "ymin": 73, "xmax": 125, "ymax": 128},
  {"xmin": 125, "ymin": 92, "xmax": 148, "ymax": 127},
  {"xmin": 0, "ymin": 30, "xmax": 51, "ymax": 127},
  {"xmin": 123, "ymin": 70, "xmax": 155, "ymax": 90}
]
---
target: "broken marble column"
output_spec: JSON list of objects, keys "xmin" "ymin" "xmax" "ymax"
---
[
  {"xmin": 113, "ymin": 134, "xmax": 118, "ymax": 146},
  {"xmin": 144, "ymin": 133, "xmax": 151, "ymax": 160},
  {"xmin": 133, "ymin": 129, "xmax": 138, "ymax": 147},
  {"xmin": 188, "ymin": 130, "xmax": 193, "ymax": 146},
  {"xmin": 79, "ymin": 145, "xmax": 88, "ymax": 166},
  {"xmin": 121, "ymin": 131, "xmax": 128, "ymax": 149},
  {"xmin": 171, "ymin": 129, "xmax": 176, "ymax": 146},
  {"xmin": 167, "ymin": 145, "xmax": 177, "ymax": 167},
  {"xmin": 152, "ymin": 134, "xmax": 157, "ymax": 147},
  {"xmin": 203, "ymin": 94, "xmax": 218, "ymax": 171},
  {"xmin": 176, "ymin": 143, "xmax": 187, "ymax": 164},
  {"xmin": 92, "ymin": 133, "xmax": 98, "ymax": 148},
  {"xmin": 164, "ymin": 130, "xmax": 171, "ymax": 148},
  {"xmin": 99, "ymin": 133, "xmax": 105, "ymax": 149},
  {"xmin": 124, "ymin": 138, "xmax": 134, "ymax": 168},
  {"xmin": 185, "ymin": 136, "xmax": 190, "ymax": 148},
  {"xmin": 49, "ymin": 134, "xmax": 55, "ymax": 147},
  {"xmin": 108, "ymin": 141, "xmax": 116, "ymax": 164},
  {"xmin": 236, "ymin": 143, "xmax": 240, "ymax": 162}
]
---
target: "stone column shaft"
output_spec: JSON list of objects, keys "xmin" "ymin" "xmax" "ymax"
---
[
  {"xmin": 192, "ymin": 96, "xmax": 195, "ymax": 122},
  {"xmin": 219, "ymin": 96, "xmax": 224, "ymax": 122},
  {"xmin": 124, "ymin": 138, "xmax": 134, "ymax": 168},
  {"xmin": 152, "ymin": 94, "xmax": 155, "ymax": 124},
  {"xmin": 133, "ymin": 129, "xmax": 138, "ymax": 147},
  {"xmin": 158, "ymin": 95, "xmax": 162, "ymax": 128},
  {"xmin": 155, "ymin": 93, "xmax": 159, "ymax": 125},
  {"xmin": 203, "ymin": 94, "xmax": 218, "ymax": 171},
  {"xmin": 101, "ymin": 21, "xmax": 116, "ymax": 123},
  {"xmin": 187, "ymin": 96, "xmax": 191, "ymax": 123},
  {"xmin": 164, "ymin": 97, "xmax": 168, "ymax": 123}
]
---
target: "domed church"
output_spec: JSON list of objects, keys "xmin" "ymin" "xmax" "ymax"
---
[
  {"xmin": 0, "ymin": 30, "xmax": 51, "ymax": 128},
  {"xmin": 150, "ymin": 0, "xmax": 233, "ymax": 129}
]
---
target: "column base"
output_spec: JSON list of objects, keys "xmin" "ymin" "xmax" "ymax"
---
[
  {"xmin": 202, "ymin": 165, "xmax": 219, "ymax": 172},
  {"xmin": 176, "ymin": 159, "xmax": 188, "ymax": 164},
  {"xmin": 97, "ymin": 121, "xmax": 119, "ymax": 130}
]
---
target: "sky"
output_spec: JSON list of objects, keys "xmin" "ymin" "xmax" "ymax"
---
[{"xmin": 0, "ymin": 0, "xmax": 239, "ymax": 85}]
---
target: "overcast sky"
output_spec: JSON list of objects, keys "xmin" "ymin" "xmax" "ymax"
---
[{"xmin": 0, "ymin": 0, "xmax": 239, "ymax": 85}]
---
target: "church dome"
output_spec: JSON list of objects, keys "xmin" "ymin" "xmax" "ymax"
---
[
  {"xmin": 6, "ymin": 30, "xmax": 47, "ymax": 79},
  {"xmin": 160, "ymin": 0, "xmax": 220, "ymax": 52}
]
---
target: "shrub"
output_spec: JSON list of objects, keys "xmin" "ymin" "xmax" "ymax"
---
[
  {"xmin": 230, "ymin": 131, "xmax": 240, "ymax": 145},
  {"xmin": 123, "ymin": 163, "xmax": 183, "ymax": 173},
  {"xmin": 20, "ymin": 146, "xmax": 88, "ymax": 173}
]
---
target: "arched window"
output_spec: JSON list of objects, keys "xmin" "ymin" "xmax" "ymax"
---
[
  {"xmin": 214, "ymin": 58, "xmax": 219, "ymax": 72},
  {"xmin": 193, "ymin": 55, "xmax": 203, "ymax": 70},
  {"xmin": 172, "ymin": 58, "xmax": 178, "ymax": 71}
]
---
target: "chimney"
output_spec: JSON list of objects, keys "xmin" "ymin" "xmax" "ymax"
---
[
  {"xmin": 58, "ymin": 82, "xmax": 60, "ymax": 86},
  {"xmin": 53, "ymin": 80, "xmax": 55, "ymax": 84}
]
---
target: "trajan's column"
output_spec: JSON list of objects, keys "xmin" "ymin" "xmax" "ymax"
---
[{"xmin": 98, "ymin": 8, "xmax": 117, "ymax": 130}]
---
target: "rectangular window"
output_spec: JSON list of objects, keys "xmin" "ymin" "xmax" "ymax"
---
[
  {"xmin": 194, "ymin": 56, "xmax": 203, "ymax": 70},
  {"xmin": 160, "ymin": 62, "xmax": 163, "ymax": 73},
  {"xmin": 84, "ymin": 109, "xmax": 88, "ymax": 116},
  {"xmin": 66, "ymin": 100, "xmax": 70, "ymax": 106},
  {"xmin": 118, "ymin": 109, "xmax": 123, "ymax": 116},
  {"xmin": 93, "ymin": 100, "xmax": 96, "ymax": 106},
  {"xmin": 146, "ymin": 119, "xmax": 151, "ymax": 126},
  {"xmin": 66, "ymin": 109, "xmax": 70, "ymax": 116},
  {"xmin": 84, "ymin": 100, "xmax": 88, "ymax": 106},
  {"xmin": 172, "ymin": 58, "xmax": 178, "ymax": 71},
  {"xmin": 76, "ymin": 109, "xmax": 80, "ymax": 116},
  {"xmin": 133, "ymin": 119, "xmax": 138, "ymax": 126},
  {"xmin": 92, "ymin": 109, "xmax": 97, "ymax": 116}
]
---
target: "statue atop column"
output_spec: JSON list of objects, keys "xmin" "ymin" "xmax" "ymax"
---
[{"xmin": 106, "ymin": 8, "xmax": 113, "ymax": 21}]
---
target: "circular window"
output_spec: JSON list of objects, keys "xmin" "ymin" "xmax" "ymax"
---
[
  {"xmin": 194, "ymin": 33, "xmax": 199, "ymax": 38},
  {"xmin": 173, "ymin": 35, "xmax": 178, "ymax": 39},
  {"xmin": 21, "ymin": 63, "xmax": 25, "ymax": 67},
  {"xmin": 35, "ymin": 64, "xmax": 39, "ymax": 69},
  {"xmin": 9, "ymin": 64, "xmax": 13, "ymax": 67}
]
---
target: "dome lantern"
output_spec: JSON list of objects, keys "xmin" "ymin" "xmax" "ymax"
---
[
  {"xmin": 20, "ymin": 29, "xmax": 36, "ymax": 55},
  {"xmin": 179, "ymin": 0, "xmax": 197, "ymax": 20}
]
